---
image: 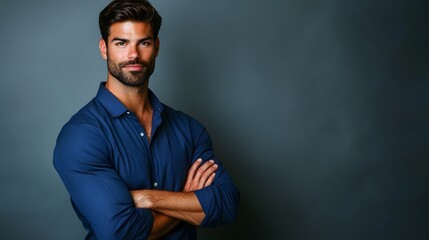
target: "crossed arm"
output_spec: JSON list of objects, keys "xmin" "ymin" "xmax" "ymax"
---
[
  {"xmin": 131, "ymin": 158, "xmax": 218, "ymax": 239},
  {"xmin": 54, "ymin": 124, "xmax": 239, "ymax": 239}
]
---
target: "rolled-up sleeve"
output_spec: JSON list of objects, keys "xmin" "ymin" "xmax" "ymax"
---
[
  {"xmin": 53, "ymin": 124, "xmax": 153, "ymax": 240},
  {"xmin": 191, "ymin": 124, "xmax": 240, "ymax": 227}
]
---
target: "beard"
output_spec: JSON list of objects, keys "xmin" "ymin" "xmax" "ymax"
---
[{"xmin": 107, "ymin": 57, "xmax": 155, "ymax": 87}]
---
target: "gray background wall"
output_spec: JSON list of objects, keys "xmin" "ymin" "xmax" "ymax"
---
[{"xmin": 0, "ymin": 0, "xmax": 428, "ymax": 239}]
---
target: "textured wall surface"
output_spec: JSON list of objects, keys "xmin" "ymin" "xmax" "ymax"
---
[{"xmin": 0, "ymin": 0, "xmax": 427, "ymax": 239}]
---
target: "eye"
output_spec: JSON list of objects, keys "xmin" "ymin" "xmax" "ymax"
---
[
  {"xmin": 140, "ymin": 41, "xmax": 151, "ymax": 46},
  {"xmin": 115, "ymin": 41, "xmax": 126, "ymax": 46}
]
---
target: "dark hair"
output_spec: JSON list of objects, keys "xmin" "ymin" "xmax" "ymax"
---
[{"xmin": 99, "ymin": 0, "xmax": 162, "ymax": 43}]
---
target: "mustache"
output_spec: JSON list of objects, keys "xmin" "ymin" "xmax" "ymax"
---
[{"xmin": 119, "ymin": 60, "xmax": 147, "ymax": 68}]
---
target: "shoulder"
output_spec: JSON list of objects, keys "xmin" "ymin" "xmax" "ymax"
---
[
  {"xmin": 162, "ymin": 104, "xmax": 206, "ymax": 130},
  {"xmin": 66, "ymin": 98, "xmax": 105, "ymax": 126},
  {"xmin": 58, "ymin": 97, "xmax": 110, "ymax": 141},
  {"xmin": 161, "ymin": 104, "xmax": 212, "ymax": 144},
  {"xmin": 58, "ymin": 97, "xmax": 111, "ymax": 137},
  {"xmin": 54, "ymin": 99, "xmax": 110, "ymax": 167}
]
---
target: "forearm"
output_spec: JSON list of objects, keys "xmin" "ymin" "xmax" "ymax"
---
[
  {"xmin": 154, "ymin": 208, "xmax": 205, "ymax": 226},
  {"xmin": 132, "ymin": 190, "xmax": 205, "ymax": 225},
  {"xmin": 148, "ymin": 212, "xmax": 180, "ymax": 240}
]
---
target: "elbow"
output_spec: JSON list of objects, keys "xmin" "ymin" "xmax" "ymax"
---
[
  {"xmin": 221, "ymin": 187, "xmax": 240, "ymax": 225},
  {"xmin": 201, "ymin": 184, "xmax": 240, "ymax": 227},
  {"xmin": 93, "ymin": 208, "xmax": 153, "ymax": 240}
]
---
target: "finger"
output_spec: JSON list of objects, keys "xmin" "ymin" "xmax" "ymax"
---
[
  {"xmin": 184, "ymin": 158, "xmax": 203, "ymax": 192},
  {"xmin": 204, "ymin": 173, "xmax": 216, "ymax": 187},
  {"xmin": 186, "ymin": 158, "xmax": 202, "ymax": 183},
  {"xmin": 193, "ymin": 160, "xmax": 215, "ymax": 184},
  {"xmin": 197, "ymin": 163, "xmax": 218, "ymax": 189}
]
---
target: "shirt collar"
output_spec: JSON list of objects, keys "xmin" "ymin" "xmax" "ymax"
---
[
  {"xmin": 149, "ymin": 88, "xmax": 164, "ymax": 114},
  {"xmin": 96, "ymin": 82, "xmax": 164, "ymax": 118}
]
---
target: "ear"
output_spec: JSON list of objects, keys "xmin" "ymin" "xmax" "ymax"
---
[
  {"xmin": 155, "ymin": 37, "xmax": 160, "ymax": 57},
  {"xmin": 99, "ymin": 38, "xmax": 107, "ymax": 60}
]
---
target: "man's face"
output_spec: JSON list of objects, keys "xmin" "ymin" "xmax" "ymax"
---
[{"xmin": 99, "ymin": 21, "xmax": 159, "ymax": 87}]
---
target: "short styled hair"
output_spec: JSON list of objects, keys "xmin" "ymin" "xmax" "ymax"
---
[{"xmin": 99, "ymin": 0, "xmax": 162, "ymax": 43}]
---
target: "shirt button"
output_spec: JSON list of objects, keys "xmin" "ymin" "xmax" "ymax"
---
[
  {"xmin": 140, "ymin": 132, "xmax": 144, "ymax": 137},
  {"xmin": 126, "ymin": 111, "xmax": 130, "ymax": 115},
  {"xmin": 153, "ymin": 182, "xmax": 158, "ymax": 187}
]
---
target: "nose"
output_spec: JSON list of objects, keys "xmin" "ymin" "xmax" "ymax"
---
[{"xmin": 127, "ymin": 44, "xmax": 139, "ymax": 59}]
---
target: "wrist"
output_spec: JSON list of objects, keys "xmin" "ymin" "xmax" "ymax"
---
[{"xmin": 132, "ymin": 190, "xmax": 155, "ymax": 208}]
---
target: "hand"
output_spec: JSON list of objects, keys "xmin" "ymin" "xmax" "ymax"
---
[
  {"xmin": 183, "ymin": 158, "xmax": 218, "ymax": 192},
  {"xmin": 130, "ymin": 190, "xmax": 153, "ymax": 208}
]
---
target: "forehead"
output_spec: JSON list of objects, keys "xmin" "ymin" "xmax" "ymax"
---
[{"xmin": 108, "ymin": 21, "xmax": 154, "ymax": 39}]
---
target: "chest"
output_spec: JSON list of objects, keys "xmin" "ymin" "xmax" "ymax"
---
[{"xmin": 105, "ymin": 117, "xmax": 193, "ymax": 191}]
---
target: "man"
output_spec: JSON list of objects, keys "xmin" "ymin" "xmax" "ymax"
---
[{"xmin": 53, "ymin": 0, "xmax": 240, "ymax": 239}]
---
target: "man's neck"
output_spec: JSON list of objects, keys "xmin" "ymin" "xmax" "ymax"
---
[
  {"xmin": 105, "ymin": 78, "xmax": 152, "ymax": 118},
  {"xmin": 106, "ymin": 78, "xmax": 154, "ymax": 141}
]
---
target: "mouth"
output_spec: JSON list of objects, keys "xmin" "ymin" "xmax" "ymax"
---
[{"xmin": 123, "ymin": 64, "xmax": 144, "ymax": 71}]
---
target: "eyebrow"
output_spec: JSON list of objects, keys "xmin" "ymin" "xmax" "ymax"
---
[{"xmin": 111, "ymin": 37, "xmax": 154, "ymax": 43}]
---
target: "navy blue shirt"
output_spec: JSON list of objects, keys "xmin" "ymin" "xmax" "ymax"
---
[{"xmin": 53, "ymin": 83, "xmax": 239, "ymax": 239}]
